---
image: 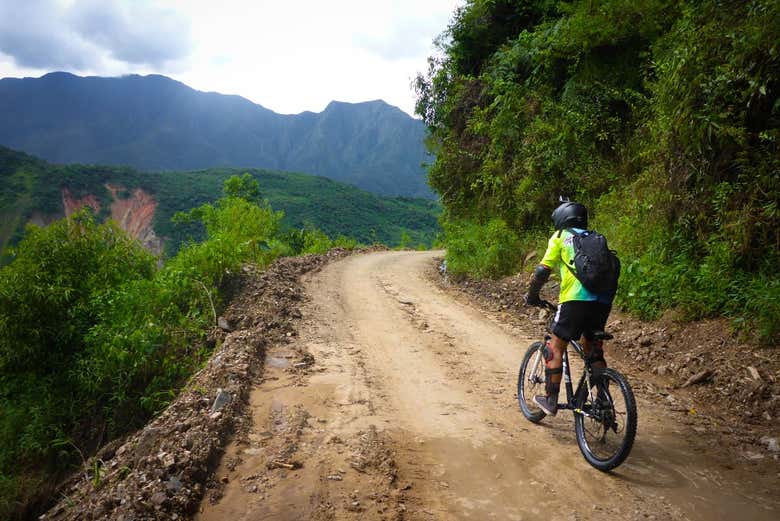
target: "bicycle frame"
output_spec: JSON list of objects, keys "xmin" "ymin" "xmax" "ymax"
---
[{"xmin": 529, "ymin": 333, "xmax": 595, "ymax": 416}]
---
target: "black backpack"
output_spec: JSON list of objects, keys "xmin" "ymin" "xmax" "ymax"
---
[{"xmin": 564, "ymin": 229, "xmax": 620, "ymax": 295}]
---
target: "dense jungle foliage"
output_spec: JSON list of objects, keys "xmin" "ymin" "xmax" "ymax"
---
[
  {"xmin": 0, "ymin": 146, "xmax": 440, "ymax": 262},
  {"xmin": 416, "ymin": 0, "xmax": 779, "ymax": 342},
  {"xmin": 0, "ymin": 175, "xmax": 361, "ymax": 518}
]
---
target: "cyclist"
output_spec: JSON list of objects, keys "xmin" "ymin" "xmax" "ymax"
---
[{"xmin": 523, "ymin": 201, "xmax": 615, "ymax": 415}]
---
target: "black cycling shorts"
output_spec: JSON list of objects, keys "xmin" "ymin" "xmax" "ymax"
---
[{"xmin": 551, "ymin": 301, "xmax": 612, "ymax": 342}]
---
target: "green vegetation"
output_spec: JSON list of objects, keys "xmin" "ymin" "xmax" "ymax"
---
[
  {"xmin": 443, "ymin": 218, "xmax": 524, "ymax": 279},
  {"xmin": 164, "ymin": 168, "xmax": 439, "ymax": 253},
  {"xmin": 416, "ymin": 0, "xmax": 779, "ymax": 342},
  {"xmin": 0, "ymin": 175, "xmax": 361, "ymax": 518},
  {"xmin": 0, "ymin": 146, "xmax": 440, "ymax": 261},
  {"xmin": 0, "ymin": 211, "xmax": 157, "ymax": 516}
]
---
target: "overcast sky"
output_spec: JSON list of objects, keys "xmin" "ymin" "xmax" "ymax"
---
[{"xmin": 0, "ymin": 0, "xmax": 462, "ymax": 116}]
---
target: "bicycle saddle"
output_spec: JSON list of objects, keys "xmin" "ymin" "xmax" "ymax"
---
[{"xmin": 591, "ymin": 331, "xmax": 614, "ymax": 341}]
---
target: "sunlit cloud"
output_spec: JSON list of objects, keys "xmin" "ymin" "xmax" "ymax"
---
[{"xmin": 0, "ymin": 0, "xmax": 462, "ymax": 116}]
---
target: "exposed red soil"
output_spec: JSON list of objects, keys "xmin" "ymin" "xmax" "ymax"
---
[
  {"xmin": 106, "ymin": 184, "xmax": 163, "ymax": 253},
  {"xmin": 58, "ymin": 184, "xmax": 163, "ymax": 254},
  {"xmin": 61, "ymin": 188, "xmax": 100, "ymax": 216}
]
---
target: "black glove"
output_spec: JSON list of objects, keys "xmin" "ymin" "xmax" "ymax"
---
[{"xmin": 524, "ymin": 292, "xmax": 542, "ymax": 306}]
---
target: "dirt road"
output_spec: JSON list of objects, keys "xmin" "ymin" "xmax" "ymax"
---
[{"xmin": 197, "ymin": 250, "xmax": 779, "ymax": 520}]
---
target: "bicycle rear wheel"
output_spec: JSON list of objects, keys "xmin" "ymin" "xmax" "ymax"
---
[
  {"xmin": 574, "ymin": 368, "xmax": 637, "ymax": 471},
  {"xmin": 517, "ymin": 341, "xmax": 547, "ymax": 423}
]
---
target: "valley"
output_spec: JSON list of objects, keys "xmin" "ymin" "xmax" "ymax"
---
[{"xmin": 0, "ymin": 146, "xmax": 440, "ymax": 259}]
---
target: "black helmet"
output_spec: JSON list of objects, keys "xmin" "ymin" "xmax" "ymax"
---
[{"xmin": 551, "ymin": 201, "xmax": 588, "ymax": 230}]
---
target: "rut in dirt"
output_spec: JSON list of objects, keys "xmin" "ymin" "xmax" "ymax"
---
[{"xmin": 198, "ymin": 250, "xmax": 780, "ymax": 521}]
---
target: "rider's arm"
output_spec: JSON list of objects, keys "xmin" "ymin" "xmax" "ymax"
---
[
  {"xmin": 525, "ymin": 264, "xmax": 552, "ymax": 305},
  {"xmin": 525, "ymin": 233, "xmax": 561, "ymax": 305}
]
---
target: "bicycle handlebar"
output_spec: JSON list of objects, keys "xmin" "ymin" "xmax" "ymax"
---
[{"xmin": 532, "ymin": 299, "xmax": 557, "ymax": 311}]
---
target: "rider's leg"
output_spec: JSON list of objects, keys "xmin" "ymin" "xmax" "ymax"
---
[
  {"xmin": 581, "ymin": 301, "xmax": 611, "ymax": 370},
  {"xmin": 582, "ymin": 336, "xmax": 609, "ymax": 403},
  {"xmin": 546, "ymin": 333, "xmax": 566, "ymax": 378},
  {"xmin": 535, "ymin": 333, "xmax": 567, "ymax": 415},
  {"xmin": 582, "ymin": 338, "xmax": 606, "ymax": 369}
]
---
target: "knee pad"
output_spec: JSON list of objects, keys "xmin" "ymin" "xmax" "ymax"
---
[{"xmin": 542, "ymin": 341, "xmax": 555, "ymax": 367}]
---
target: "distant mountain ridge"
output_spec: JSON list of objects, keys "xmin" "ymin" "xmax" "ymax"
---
[{"xmin": 0, "ymin": 72, "xmax": 433, "ymax": 198}]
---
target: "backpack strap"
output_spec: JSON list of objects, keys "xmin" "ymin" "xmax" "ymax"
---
[
  {"xmin": 564, "ymin": 259, "xmax": 579, "ymax": 279},
  {"xmin": 563, "ymin": 228, "xmax": 580, "ymax": 280}
]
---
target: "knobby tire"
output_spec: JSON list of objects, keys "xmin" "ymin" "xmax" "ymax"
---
[
  {"xmin": 517, "ymin": 342, "xmax": 547, "ymax": 423},
  {"xmin": 574, "ymin": 368, "xmax": 637, "ymax": 471}
]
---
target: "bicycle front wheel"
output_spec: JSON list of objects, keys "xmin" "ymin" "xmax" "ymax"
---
[
  {"xmin": 574, "ymin": 368, "xmax": 637, "ymax": 471},
  {"xmin": 517, "ymin": 341, "xmax": 547, "ymax": 423}
]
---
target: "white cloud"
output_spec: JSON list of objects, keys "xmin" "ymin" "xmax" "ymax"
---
[
  {"xmin": 0, "ymin": 0, "xmax": 193, "ymax": 70},
  {"xmin": 0, "ymin": 0, "xmax": 463, "ymax": 116},
  {"xmin": 68, "ymin": 0, "xmax": 193, "ymax": 66},
  {"xmin": 0, "ymin": 0, "xmax": 98, "ymax": 69}
]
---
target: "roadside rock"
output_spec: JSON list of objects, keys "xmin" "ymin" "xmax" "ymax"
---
[
  {"xmin": 210, "ymin": 389, "xmax": 232, "ymax": 413},
  {"xmin": 760, "ymin": 436, "xmax": 779, "ymax": 453},
  {"xmin": 218, "ymin": 316, "xmax": 232, "ymax": 332},
  {"xmin": 681, "ymin": 369, "xmax": 713, "ymax": 388}
]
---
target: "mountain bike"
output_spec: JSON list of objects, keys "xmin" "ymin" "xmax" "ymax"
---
[{"xmin": 517, "ymin": 300, "xmax": 637, "ymax": 471}]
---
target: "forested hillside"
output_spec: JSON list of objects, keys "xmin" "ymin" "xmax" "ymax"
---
[
  {"xmin": 0, "ymin": 146, "xmax": 440, "ymax": 261},
  {"xmin": 0, "ymin": 72, "xmax": 433, "ymax": 198},
  {"xmin": 415, "ymin": 0, "xmax": 779, "ymax": 342}
]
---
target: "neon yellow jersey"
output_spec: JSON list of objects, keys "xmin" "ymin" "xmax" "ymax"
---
[{"xmin": 540, "ymin": 228, "xmax": 612, "ymax": 304}]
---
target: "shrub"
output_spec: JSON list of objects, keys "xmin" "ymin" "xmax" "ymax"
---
[
  {"xmin": 0, "ymin": 210, "xmax": 156, "ymax": 518},
  {"xmin": 332, "ymin": 235, "xmax": 359, "ymax": 250},
  {"xmin": 444, "ymin": 217, "xmax": 523, "ymax": 279},
  {"xmin": 301, "ymin": 228, "xmax": 334, "ymax": 254}
]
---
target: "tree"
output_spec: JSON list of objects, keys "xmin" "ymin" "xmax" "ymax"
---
[{"xmin": 223, "ymin": 173, "xmax": 261, "ymax": 201}]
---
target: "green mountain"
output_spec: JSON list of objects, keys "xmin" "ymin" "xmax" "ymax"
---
[
  {"xmin": 0, "ymin": 146, "xmax": 440, "ymax": 259},
  {"xmin": 0, "ymin": 72, "xmax": 433, "ymax": 198}
]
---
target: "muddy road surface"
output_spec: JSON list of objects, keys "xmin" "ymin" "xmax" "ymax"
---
[{"xmin": 197, "ymin": 251, "xmax": 779, "ymax": 520}]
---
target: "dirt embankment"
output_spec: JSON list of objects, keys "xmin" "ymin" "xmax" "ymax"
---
[{"xmin": 41, "ymin": 249, "xmax": 355, "ymax": 521}]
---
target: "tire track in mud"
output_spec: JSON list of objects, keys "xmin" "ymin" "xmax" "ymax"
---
[{"xmin": 197, "ymin": 250, "xmax": 780, "ymax": 521}]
